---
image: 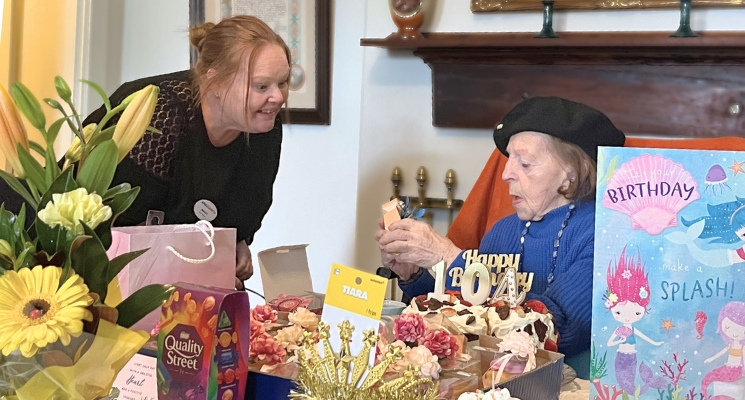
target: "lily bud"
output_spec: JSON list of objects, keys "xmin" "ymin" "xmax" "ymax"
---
[
  {"xmin": 0, "ymin": 83, "xmax": 30, "ymax": 177},
  {"xmin": 10, "ymin": 82, "xmax": 46, "ymax": 132},
  {"xmin": 112, "ymin": 84, "xmax": 159, "ymax": 162},
  {"xmin": 54, "ymin": 76, "xmax": 73, "ymax": 103},
  {"xmin": 65, "ymin": 123, "xmax": 97, "ymax": 164},
  {"xmin": 0, "ymin": 239, "xmax": 14, "ymax": 260}
]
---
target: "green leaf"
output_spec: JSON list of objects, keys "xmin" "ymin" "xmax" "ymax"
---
[
  {"xmin": 87, "ymin": 126, "xmax": 115, "ymax": 149},
  {"xmin": 145, "ymin": 126, "xmax": 162, "ymax": 135},
  {"xmin": 44, "ymin": 118, "xmax": 66, "ymax": 188},
  {"xmin": 11, "ymin": 204, "xmax": 27, "ymax": 250},
  {"xmin": 0, "ymin": 169, "xmax": 37, "ymax": 209},
  {"xmin": 46, "ymin": 116, "xmax": 71, "ymax": 146},
  {"xmin": 81, "ymin": 80, "xmax": 111, "ymax": 112},
  {"xmin": 13, "ymin": 245, "xmax": 35, "ymax": 270},
  {"xmin": 115, "ymin": 284, "xmax": 174, "ymax": 328},
  {"xmin": 70, "ymin": 223, "xmax": 110, "ymax": 299},
  {"xmin": 0, "ymin": 204, "xmax": 16, "ymax": 252},
  {"xmin": 11, "ymin": 82, "xmax": 46, "ymax": 132},
  {"xmin": 54, "ymin": 76, "xmax": 72, "ymax": 103},
  {"xmin": 107, "ymin": 186, "xmax": 140, "ymax": 224},
  {"xmin": 28, "ymin": 140, "xmax": 47, "ymax": 158},
  {"xmin": 103, "ymin": 183, "xmax": 131, "ymax": 201},
  {"xmin": 17, "ymin": 144, "xmax": 48, "ymax": 194},
  {"xmin": 97, "ymin": 186, "xmax": 140, "ymax": 250},
  {"xmin": 107, "ymin": 248, "xmax": 149, "ymax": 283},
  {"xmin": 76, "ymin": 140, "xmax": 117, "ymax": 196}
]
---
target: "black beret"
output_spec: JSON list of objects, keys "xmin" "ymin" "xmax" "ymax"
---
[{"xmin": 493, "ymin": 97, "xmax": 625, "ymax": 161}]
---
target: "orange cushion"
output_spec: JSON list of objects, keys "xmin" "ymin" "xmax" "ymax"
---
[{"xmin": 446, "ymin": 136, "xmax": 745, "ymax": 250}]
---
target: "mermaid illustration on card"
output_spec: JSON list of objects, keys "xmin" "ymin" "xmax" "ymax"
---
[
  {"xmin": 701, "ymin": 301, "xmax": 745, "ymax": 400},
  {"xmin": 604, "ymin": 248, "xmax": 667, "ymax": 395},
  {"xmin": 665, "ymin": 197, "xmax": 745, "ymax": 268}
]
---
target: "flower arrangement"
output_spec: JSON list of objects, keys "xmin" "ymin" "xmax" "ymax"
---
[
  {"xmin": 376, "ymin": 312, "xmax": 467, "ymax": 381},
  {"xmin": 0, "ymin": 77, "xmax": 171, "ymax": 399},
  {"xmin": 248, "ymin": 304, "xmax": 321, "ymax": 379}
]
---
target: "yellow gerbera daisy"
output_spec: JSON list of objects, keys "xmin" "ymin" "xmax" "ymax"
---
[{"xmin": 0, "ymin": 266, "xmax": 94, "ymax": 357}]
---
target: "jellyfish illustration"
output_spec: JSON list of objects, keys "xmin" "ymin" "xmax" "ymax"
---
[{"xmin": 705, "ymin": 164, "xmax": 731, "ymax": 195}]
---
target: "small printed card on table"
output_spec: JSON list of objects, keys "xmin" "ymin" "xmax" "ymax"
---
[
  {"xmin": 111, "ymin": 353, "xmax": 158, "ymax": 400},
  {"xmin": 321, "ymin": 263, "xmax": 387, "ymax": 365}
]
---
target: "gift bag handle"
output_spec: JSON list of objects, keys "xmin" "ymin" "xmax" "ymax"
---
[
  {"xmin": 490, "ymin": 351, "xmax": 536, "ymax": 390},
  {"xmin": 166, "ymin": 220, "xmax": 216, "ymax": 264}
]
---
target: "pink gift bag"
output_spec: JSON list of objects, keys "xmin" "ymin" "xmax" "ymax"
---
[{"xmin": 106, "ymin": 221, "xmax": 236, "ymax": 331}]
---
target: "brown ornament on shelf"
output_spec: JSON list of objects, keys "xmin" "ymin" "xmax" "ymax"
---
[{"xmin": 389, "ymin": 0, "xmax": 428, "ymax": 39}]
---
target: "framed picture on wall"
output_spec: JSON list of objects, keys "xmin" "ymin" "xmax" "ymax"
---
[{"xmin": 190, "ymin": 0, "xmax": 331, "ymax": 125}]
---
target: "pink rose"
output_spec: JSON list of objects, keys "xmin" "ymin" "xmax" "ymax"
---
[
  {"xmin": 251, "ymin": 304, "xmax": 278, "ymax": 323},
  {"xmin": 419, "ymin": 329, "xmax": 459, "ymax": 360},
  {"xmin": 394, "ymin": 313, "xmax": 426, "ymax": 343},
  {"xmin": 250, "ymin": 333, "xmax": 286, "ymax": 365},
  {"xmin": 497, "ymin": 330, "xmax": 536, "ymax": 359},
  {"xmin": 288, "ymin": 307, "xmax": 319, "ymax": 331},
  {"xmin": 400, "ymin": 345, "xmax": 441, "ymax": 379},
  {"xmin": 275, "ymin": 324, "xmax": 305, "ymax": 347}
]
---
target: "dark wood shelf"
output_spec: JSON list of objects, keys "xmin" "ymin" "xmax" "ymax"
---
[
  {"xmin": 360, "ymin": 31, "xmax": 745, "ymax": 137},
  {"xmin": 361, "ymin": 32, "xmax": 745, "ymax": 64}
]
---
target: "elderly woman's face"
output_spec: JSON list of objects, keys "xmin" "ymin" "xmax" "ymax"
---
[
  {"xmin": 223, "ymin": 44, "xmax": 290, "ymax": 133},
  {"xmin": 502, "ymin": 132, "xmax": 572, "ymax": 221}
]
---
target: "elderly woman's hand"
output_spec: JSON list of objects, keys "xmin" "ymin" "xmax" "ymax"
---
[{"xmin": 376, "ymin": 219, "xmax": 462, "ymax": 274}]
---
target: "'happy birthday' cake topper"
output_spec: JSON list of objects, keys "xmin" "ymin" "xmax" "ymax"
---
[{"xmin": 431, "ymin": 259, "xmax": 531, "ymax": 306}]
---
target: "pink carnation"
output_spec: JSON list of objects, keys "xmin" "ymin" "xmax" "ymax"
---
[
  {"xmin": 250, "ymin": 333, "xmax": 286, "ymax": 365},
  {"xmin": 251, "ymin": 304, "xmax": 278, "ymax": 323},
  {"xmin": 250, "ymin": 318, "xmax": 266, "ymax": 339},
  {"xmin": 419, "ymin": 329, "xmax": 459, "ymax": 360},
  {"xmin": 394, "ymin": 313, "xmax": 426, "ymax": 343}
]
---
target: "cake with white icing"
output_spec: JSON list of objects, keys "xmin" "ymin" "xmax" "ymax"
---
[
  {"xmin": 457, "ymin": 388, "xmax": 519, "ymax": 400},
  {"xmin": 485, "ymin": 299, "xmax": 558, "ymax": 352},
  {"xmin": 405, "ymin": 296, "xmax": 558, "ymax": 352}
]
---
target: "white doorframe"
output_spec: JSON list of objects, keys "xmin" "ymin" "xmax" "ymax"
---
[{"xmin": 73, "ymin": 0, "xmax": 92, "ymax": 118}]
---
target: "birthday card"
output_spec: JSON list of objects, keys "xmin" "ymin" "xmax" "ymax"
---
[{"xmin": 591, "ymin": 147, "xmax": 745, "ymax": 400}]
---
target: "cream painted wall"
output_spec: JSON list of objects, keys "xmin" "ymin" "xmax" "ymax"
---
[
  {"xmin": 0, "ymin": 0, "xmax": 78, "ymax": 170},
  {"xmin": 353, "ymin": 2, "xmax": 745, "ymax": 277}
]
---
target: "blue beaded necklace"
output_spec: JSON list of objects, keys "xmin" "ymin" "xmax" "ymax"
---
[{"xmin": 518, "ymin": 202, "xmax": 576, "ymax": 288}]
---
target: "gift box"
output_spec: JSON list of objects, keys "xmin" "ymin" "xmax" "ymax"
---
[
  {"xmin": 257, "ymin": 244, "xmax": 325, "ymax": 316},
  {"xmin": 157, "ymin": 283, "xmax": 249, "ymax": 400},
  {"xmin": 473, "ymin": 335, "xmax": 564, "ymax": 400}
]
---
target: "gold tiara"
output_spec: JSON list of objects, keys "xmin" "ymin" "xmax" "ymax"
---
[{"xmin": 290, "ymin": 320, "xmax": 439, "ymax": 400}]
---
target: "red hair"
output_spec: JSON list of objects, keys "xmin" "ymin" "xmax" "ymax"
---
[{"xmin": 606, "ymin": 247, "xmax": 651, "ymax": 311}]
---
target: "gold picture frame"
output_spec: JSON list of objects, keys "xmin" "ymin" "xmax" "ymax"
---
[{"xmin": 471, "ymin": 0, "xmax": 745, "ymax": 12}]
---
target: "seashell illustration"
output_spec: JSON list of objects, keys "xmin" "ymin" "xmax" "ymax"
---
[
  {"xmin": 603, "ymin": 154, "xmax": 700, "ymax": 235},
  {"xmin": 615, "ymin": 325, "xmax": 632, "ymax": 339}
]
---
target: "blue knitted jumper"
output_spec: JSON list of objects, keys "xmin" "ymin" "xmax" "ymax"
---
[{"xmin": 399, "ymin": 202, "xmax": 595, "ymax": 359}]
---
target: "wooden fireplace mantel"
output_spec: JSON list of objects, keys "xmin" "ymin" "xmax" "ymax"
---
[{"xmin": 360, "ymin": 32, "xmax": 745, "ymax": 138}]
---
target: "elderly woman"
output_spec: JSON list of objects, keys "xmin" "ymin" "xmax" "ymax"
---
[{"xmin": 376, "ymin": 97, "xmax": 625, "ymax": 375}]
